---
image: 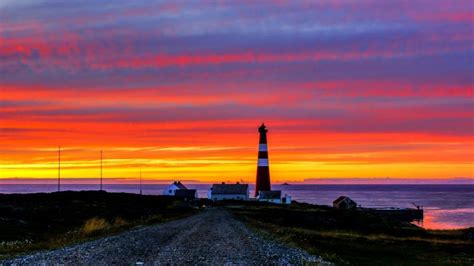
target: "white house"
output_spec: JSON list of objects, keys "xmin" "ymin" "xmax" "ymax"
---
[
  {"xmin": 163, "ymin": 181, "xmax": 188, "ymax": 196},
  {"xmin": 208, "ymin": 183, "xmax": 249, "ymax": 201},
  {"xmin": 257, "ymin": 190, "xmax": 282, "ymax": 204}
]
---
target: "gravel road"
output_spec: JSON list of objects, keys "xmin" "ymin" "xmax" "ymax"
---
[{"xmin": 2, "ymin": 208, "xmax": 327, "ymax": 265}]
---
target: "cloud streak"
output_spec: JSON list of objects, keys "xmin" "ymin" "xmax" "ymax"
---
[{"xmin": 1, "ymin": 0, "xmax": 473, "ymax": 182}]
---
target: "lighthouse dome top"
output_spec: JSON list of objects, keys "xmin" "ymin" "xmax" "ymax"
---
[{"xmin": 258, "ymin": 123, "xmax": 268, "ymax": 133}]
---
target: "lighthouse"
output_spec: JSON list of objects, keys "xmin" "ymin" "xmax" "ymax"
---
[{"xmin": 255, "ymin": 123, "xmax": 271, "ymax": 196}]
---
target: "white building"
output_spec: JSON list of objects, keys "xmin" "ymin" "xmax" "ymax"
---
[
  {"xmin": 208, "ymin": 183, "xmax": 249, "ymax": 201},
  {"xmin": 257, "ymin": 191, "xmax": 292, "ymax": 204},
  {"xmin": 282, "ymin": 194, "xmax": 292, "ymax": 204},
  {"xmin": 257, "ymin": 190, "xmax": 282, "ymax": 204},
  {"xmin": 163, "ymin": 181, "xmax": 188, "ymax": 196}
]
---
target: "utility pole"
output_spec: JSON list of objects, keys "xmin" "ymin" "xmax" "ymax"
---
[
  {"xmin": 58, "ymin": 146, "xmax": 61, "ymax": 192},
  {"xmin": 100, "ymin": 150, "xmax": 103, "ymax": 191},
  {"xmin": 139, "ymin": 170, "xmax": 142, "ymax": 195}
]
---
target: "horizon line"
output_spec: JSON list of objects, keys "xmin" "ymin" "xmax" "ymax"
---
[{"xmin": 1, "ymin": 177, "xmax": 472, "ymax": 185}]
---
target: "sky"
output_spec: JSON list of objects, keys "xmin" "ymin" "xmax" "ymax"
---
[{"xmin": 1, "ymin": 0, "xmax": 473, "ymax": 183}]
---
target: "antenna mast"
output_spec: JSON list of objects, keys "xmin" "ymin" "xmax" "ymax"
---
[
  {"xmin": 58, "ymin": 146, "xmax": 61, "ymax": 192},
  {"xmin": 100, "ymin": 150, "xmax": 103, "ymax": 191},
  {"xmin": 139, "ymin": 170, "xmax": 142, "ymax": 195}
]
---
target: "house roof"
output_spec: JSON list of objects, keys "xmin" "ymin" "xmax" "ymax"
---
[
  {"xmin": 258, "ymin": 190, "xmax": 281, "ymax": 199},
  {"xmin": 333, "ymin": 196, "xmax": 355, "ymax": 204},
  {"xmin": 172, "ymin": 181, "xmax": 188, "ymax": 190},
  {"xmin": 210, "ymin": 184, "xmax": 248, "ymax": 195},
  {"xmin": 174, "ymin": 189, "xmax": 196, "ymax": 198}
]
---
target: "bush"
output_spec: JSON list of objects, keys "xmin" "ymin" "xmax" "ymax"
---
[
  {"xmin": 82, "ymin": 218, "xmax": 109, "ymax": 235},
  {"xmin": 113, "ymin": 217, "xmax": 128, "ymax": 227}
]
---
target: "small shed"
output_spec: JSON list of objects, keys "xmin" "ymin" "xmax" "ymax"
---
[
  {"xmin": 333, "ymin": 196, "xmax": 357, "ymax": 209},
  {"xmin": 257, "ymin": 190, "xmax": 282, "ymax": 204},
  {"xmin": 162, "ymin": 181, "xmax": 188, "ymax": 196},
  {"xmin": 208, "ymin": 183, "xmax": 249, "ymax": 201}
]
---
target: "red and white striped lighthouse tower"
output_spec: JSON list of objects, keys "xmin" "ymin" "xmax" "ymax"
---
[{"xmin": 255, "ymin": 123, "xmax": 271, "ymax": 196}]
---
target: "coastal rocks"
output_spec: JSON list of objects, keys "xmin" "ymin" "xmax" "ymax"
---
[{"xmin": 2, "ymin": 209, "xmax": 329, "ymax": 265}]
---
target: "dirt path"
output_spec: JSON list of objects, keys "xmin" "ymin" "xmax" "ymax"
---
[{"xmin": 2, "ymin": 208, "xmax": 327, "ymax": 265}]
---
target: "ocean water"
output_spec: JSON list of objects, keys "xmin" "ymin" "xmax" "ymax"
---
[{"xmin": 1, "ymin": 184, "xmax": 473, "ymax": 230}]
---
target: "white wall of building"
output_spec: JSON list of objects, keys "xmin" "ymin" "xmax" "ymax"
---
[
  {"xmin": 208, "ymin": 186, "xmax": 249, "ymax": 201},
  {"xmin": 259, "ymin": 198, "xmax": 281, "ymax": 204},
  {"xmin": 211, "ymin": 194, "xmax": 248, "ymax": 201},
  {"xmin": 162, "ymin": 184, "xmax": 180, "ymax": 196}
]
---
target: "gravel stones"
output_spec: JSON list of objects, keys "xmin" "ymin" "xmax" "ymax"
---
[{"xmin": 2, "ymin": 208, "xmax": 328, "ymax": 265}]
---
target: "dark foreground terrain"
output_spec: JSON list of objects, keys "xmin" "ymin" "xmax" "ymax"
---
[
  {"xmin": 228, "ymin": 202, "xmax": 474, "ymax": 265},
  {"xmin": 2, "ymin": 208, "xmax": 325, "ymax": 265},
  {"xmin": 0, "ymin": 191, "xmax": 196, "ymax": 259},
  {"xmin": 1, "ymin": 191, "xmax": 473, "ymax": 265}
]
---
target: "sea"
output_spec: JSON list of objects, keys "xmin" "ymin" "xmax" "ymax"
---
[{"xmin": 1, "ymin": 184, "xmax": 473, "ymax": 230}]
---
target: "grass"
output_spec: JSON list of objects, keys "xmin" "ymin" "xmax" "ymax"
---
[
  {"xmin": 82, "ymin": 217, "xmax": 110, "ymax": 234},
  {"xmin": 0, "ymin": 191, "xmax": 200, "ymax": 259},
  {"xmin": 228, "ymin": 202, "xmax": 474, "ymax": 265}
]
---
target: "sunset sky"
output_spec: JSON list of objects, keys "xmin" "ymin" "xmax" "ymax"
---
[{"xmin": 1, "ymin": 1, "xmax": 473, "ymax": 183}]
